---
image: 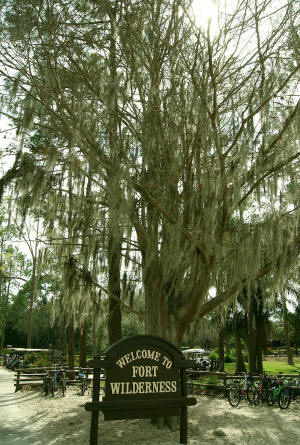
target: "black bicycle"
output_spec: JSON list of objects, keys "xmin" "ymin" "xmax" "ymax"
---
[
  {"xmin": 266, "ymin": 378, "xmax": 285, "ymax": 407},
  {"xmin": 278, "ymin": 377, "xmax": 300, "ymax": 409},
  {"xmin": 78, "ymin": 369, "xmax": 89, "ymax": 395},
  {"xmin": 57, "ymin": 369, "xmax": 67, "ymax": 397},
  {"xmin": 43, "ymin": 372, "xmax": 52, "ymax": 396},
  {"xmin": 227, "ymin": 374, "xmax": 259, "ymax": 407}
]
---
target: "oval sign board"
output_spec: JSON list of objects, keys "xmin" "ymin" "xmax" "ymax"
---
[
  {"xmin": 105, "ymin": 336, "xmax": 181, "ymax": 419},
  {"xmin": 86, "ymin": 335, "xmax": 195, "ymax": 421}
]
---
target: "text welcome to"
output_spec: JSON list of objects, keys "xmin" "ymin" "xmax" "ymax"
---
[{"xmin": 109, "ymin": 348, "xmax": 177, "ymax": 395}]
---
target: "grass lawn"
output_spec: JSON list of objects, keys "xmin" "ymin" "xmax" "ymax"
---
[{"xmin": 224, "ymin": 357, "xmax": 300, "ymax": 375}]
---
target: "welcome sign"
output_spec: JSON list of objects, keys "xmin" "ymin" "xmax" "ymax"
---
[
  {"xmin": 108, "ymin": 345, "xmax": 179, "ymax": 395},
  {"xmin": 85, "ymin": 335, "xmax": 197, "ymax": 444}
]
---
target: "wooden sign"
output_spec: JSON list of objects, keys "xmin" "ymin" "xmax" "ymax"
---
[{"xmin": 85, "ymin": 335, "xmax": 197, "ymax": 444}]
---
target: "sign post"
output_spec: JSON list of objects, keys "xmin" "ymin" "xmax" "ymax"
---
[{"xmin": 85, "ymin": 335, "xmax": 197, "ymax": 444}]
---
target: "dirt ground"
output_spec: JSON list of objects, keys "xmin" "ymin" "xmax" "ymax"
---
[{"xmin": 0, "ymin": 367, "xmax": 299, "ymax": 445}]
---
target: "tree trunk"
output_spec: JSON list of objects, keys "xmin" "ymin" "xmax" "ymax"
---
[
  {"xmin": 144, "ymin": 270, "xmax": 162, "ymax": 337},
  {"xmin": 108, "ymin": 233, "xmax": 122, "ymax": 345},
  {"xmin": 27, "ymin": 258, "xmax": 37, "ymax": 349},
  {"xmin": 61, "ymin": 315, "xmax": 67, "ymax": 361},
  {"xmin": 0, "ymin": 318, "xmax": 5, "ymax": 349},
  {"xmin": 92, "ymin": 309, "xmax": 97, "ymax": 357},
  {"xmin": 235, "ymin": 329, "xmax": 247, "ymax": 374},
  {"xmin": 282, "ymin": 293, "xmax": 294, "ymax": 365},
  {"xmin": 142, "ymin": 205, "xmax": 162, "ymax": 338},
  {"xmin": 247, "ymin": 297, "xmax": 257, "ymax": 374},
  {"xmin": 79, "ymin": 319, "xmax": 87, "ymax": 368},
  {"xmin": 225, "ymin": 337, "xmax": 230, "ymax": 355},
  {"xmin": 106, "ymin": 4, "xmax": 122, "ymax": 346},
  {"xmin": 0, "ymin": 238, "xmax": 3, "ymax": 348},
  {"xmin": 255, "ymin": 317, "xmax": 264, "ymax": 374},
  {"xmin": 218, "ymin": 324, "xmax": 225, "ymax": 372},
  {"xmin": 0, "ymin": 271, "xmax": 10, "ymax": 349},
  {"xmin": 68, "ymin": 314, "xmax": 75, "ymax": 379}
]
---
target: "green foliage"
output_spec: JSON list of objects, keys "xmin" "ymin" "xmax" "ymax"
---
[
  {"xmin": 1, "ymin": 0, "xmax": 300, "ymax": 348},
  {"xmin": 208, "ymin": 351, "xmax": 218, "ymax": 360},
  {"xmin": 0, "ymin": 348, "xmax": 13, "ymax": 355},
  {"xmin": 32, "ymin": 357, "xmax": 51, "ymax": 368},
  {"xmin": 22, "ymin": 353, "xmax": 38, "ymax": 367},
  {"xmin": 122, "ymin": 319, "xmax": 143, "ymax": 337},
  {"xmin": 206, "ymin": 376, "xmax": 219, "ymax": 385},
  {"xmin": 23, "ymin": 351, "xmax": 50, "ymax": 368},
  {"xmin": 224, "ymin": 353, "xmax": 235, "ymax": 363},
  {"xmin": 263, "ymin": 359, "xmax": 300, "ymax": 375},
  {"xmin": 225, "ymin": 358, "xmax": 300, "ymax": 375}
]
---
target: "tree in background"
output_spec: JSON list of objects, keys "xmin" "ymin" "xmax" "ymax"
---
[
  {"xmin": 0, "ymin": 0, "xmax": 299, "ymax": 347},
  {"xmin": 0, "ymin": 202, "xmax": 31, "ymax": 348}
]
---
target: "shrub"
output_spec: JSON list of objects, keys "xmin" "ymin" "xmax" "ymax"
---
[
  {"xmin": 208, "ymin": 351, "xmax": 218, "ymax": 360},
  {"xmin": 0, "ymin": 348, "xmax": 13, "ymax": 354},
  {"xmin": 224, "ymin": 354, "xmax": 235, "ymax": 363},
  {"xmin": 33, "ymin": 357, "xmax": 51, "ymax": 368},
  {"xmin": 23, "ymin": 352, "xmax": 50, "ymax": 368},
  {"xmin": 206, "ymin": 376, "xmax": 219, "ymax": 385},
  {"xmin": 264, "ymin": 349, "xmax": 272, "ymax": 355},
  {"xmin": 23, "ymin": 353, "xmax": 38, "ymax": 367}
]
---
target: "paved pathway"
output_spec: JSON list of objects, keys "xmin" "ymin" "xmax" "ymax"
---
[{"xmin": 0, "ymin": 367, "xmax": 45, "ymax": 444}]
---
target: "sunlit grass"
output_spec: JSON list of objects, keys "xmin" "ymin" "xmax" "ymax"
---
[{"xmin": 224, "ymin": 358, "xmax": 300, "ymax": 375}]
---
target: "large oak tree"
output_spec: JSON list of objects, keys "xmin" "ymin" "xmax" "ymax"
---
[{"xmin": 0, "ymin": 0, "xmax": 299, "ymax": 345}]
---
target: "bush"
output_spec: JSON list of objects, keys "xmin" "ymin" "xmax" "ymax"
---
[
  {"xmin": 0, "ymin": 348, "xmax": 13, "ymax": 355},
  {"xmin": 208, "ymin": 351, "xmax": 218, "ymax": 360},
  {"xmin": 205, "ymin": 376, "xmax": 219, "ymax": 385},
  {"xmin": 23, "ymin": 352, "xmax": 50, "ymax": 368},
  {"xmin": 224, "ymin": 354, "xmax": 235, "ymax": 363},
  {"xmin": 264, "ymin": 349, "xmax": 272, "ymax": 355},
  {"xmin": 23, "ymin": 353, "xmax": 38, "ymax": 367},
  {"xmin": 33, "ymin": 357, "xmax": 51, "ymax": 368}
]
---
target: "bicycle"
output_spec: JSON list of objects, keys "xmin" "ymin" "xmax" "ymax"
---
[
  {"xmin": 256, "ymin": 374, "xmax": 273, "ymax": 404},
  {"xmin": 50, "ymin": 365, "xmax": 59, "ymax": 397},
  {"xmin": 78, "ymin": 369, "xmax": 89, "ymax": 395},
  {"xmin": 43, "ymin": 372, "xmax": 52, "ymax": 396},
  {"xmin": 227, "ymin": 374, "xmax": 259, "ymax": 407},
  {"xmin": 278, "ymin": 376, "xmax": 300, "ymax": 410},
  {"xmin": 266, "ymin": 377, "xmax": 285, "ymax": 406},
  {"xmin": 57, "ymin": 369, "xmax": 67, "ymax": 397}
]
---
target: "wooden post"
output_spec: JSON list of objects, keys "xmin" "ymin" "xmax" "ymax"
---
[
  {"xmin": 15, "ymin": 370, "xmax": 20, "ymax": 392},
  {"xmin": 180, "ymin": 368, "xmax": 188, "ymax": 444},
  {"xmin": 90, "ymin": 359, "xmax": 101, "ymax": 445}
]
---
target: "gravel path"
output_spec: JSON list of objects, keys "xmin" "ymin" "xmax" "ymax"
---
[
  {"xmin": 1, "ymin": 366, "xmax": 300, "ymax": 444},
  {"xmin": 0, "ymin": 367, "xmax": 44, "ymax": 444}
]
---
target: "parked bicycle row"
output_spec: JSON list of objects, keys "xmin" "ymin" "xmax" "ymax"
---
[
  {"xmin": 227, "ymin": 373, "xmax": 300, "ymax": 410},
  {"xmin": 42, "ymin": 367, "xmax": 105, "ymax": 397},
  {"xmin": 43, "ymin": 367, "xmax": 67, "ymax": 397},
  {"xmin": 3, "ymin": 353, "xmax": 24, "ymax": 370}
]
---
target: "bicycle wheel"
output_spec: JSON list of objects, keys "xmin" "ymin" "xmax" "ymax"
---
[
  {"xmin": 246, "ymin": 385, "xmax": 256, "ymax": 403},
  {"xmin": 43, "ymin": 381, "xmax": 49, "ymax": 396},
  {"xmin": 51, "ymin": 379, "xmax": 55, "ymax": 397},
  {"xmin": 278, "ymin": 388, "xmax": 291, "ymax": 410},
  {"xmin": 253, "ymin": 389, "xmax": 260, "ymax": 406},
  {"xmin": 267, "ymin": 389, "xmax": 275, "ymax": 406},
  {"xmin": 228, "ymin": 387, "xmax": 241, "ymax": 407},
  {"xmin": 61, "ymin": 381, "xmax": 66, "ymax": 397},
  {"xmin": 260, "ymin": 388, "xmax": 268, "ymax": 403},
  {"xmin": 81, "ymin": 381, "xmax": 85, "ymax": 395}
]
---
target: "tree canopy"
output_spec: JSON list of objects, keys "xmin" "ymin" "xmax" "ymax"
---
[{"xmin": 0, "ymin": 0, "xmax": 299, "ymax": 346}]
